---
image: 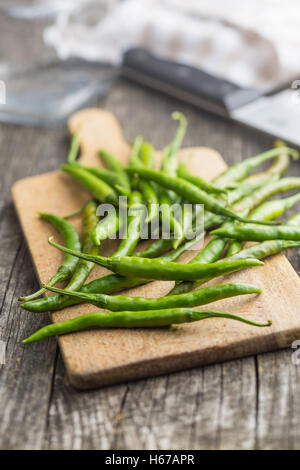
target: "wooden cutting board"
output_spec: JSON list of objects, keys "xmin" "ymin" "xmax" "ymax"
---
[{"xmin": 12, "ymin": 109, "xmax": 300, "ymax": 389}]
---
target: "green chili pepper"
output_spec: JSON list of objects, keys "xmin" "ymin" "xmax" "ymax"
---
[
  {"xmin": 246, "ymin": 153, "xmax": 290, "ymax": 184},
  {"xmin": 226, "ymin": 241, "xmax": 243, "ymax": 258},
  {"xmin": 128, "ymin": 135, "xmax": 144, "ymax": 189},
  {"xmin": 174, "ymin": 192, "xmax": 300, "ymax": 295},
  {"xmin": 77, "ymin": 165, "xmax": 130, "ymax": 195},
  {"xmin": 226, "ymin": 179, "xmax": 275, "ymax": 207},
  {"xmin": 250, "ymin": 193, "xmax": 300, "ymax": 222},
  {"xmin": 171, "ymin": 204, "xmax": 195, "ymax": 249},
  {"xmin": 287, "ymin": 211, "xmax": 300, "ymax": 226},
  {"xmin": 191, "ymin": 237, "xmax": 227, "ymax": 264},
  {"xmin": 137, "ymin": 179, "xmax": 159, "ymax": 223},
  {"xmin": 203, "ymin": 187, "xmax": 250, "ymax": 230},
  {"xmin": 55, "ymin": 200, "xmax": 99, "ymax": 295},
  {"xmin": 136, "ymin": 204, "xmax": 204, "ymax": 258},
  {"xmin": 44, "ymin": 282, "xmax": 261, "ymax": 312},
  {"xmin": 178, "ymin": 237, "xmax": 300, "ymax": 295},
  {"xmin": 167, "ymin": 146, "xmax": 298, "ymax": 295},
  {"xmin": 211, "ymin": 147, "xmax": 298, "ymax": 189},
  {"xmin": 127, "ymin": 138, "xmax": 159, "ymax": 223},
  {"xmin": 168, "ymin": 236, "xmax": 228, "ymax": 295},
  {"xmin": 134, "ymin": 239, "xmax": 171, "ymax": 259},
  {"xmin": 242, "ymin": 193, "xmax": 300, "ymax": 231},
  {"xmin": 166, "ymin": 112, "xmax": 187, "ymax": 159},
  {"xmin": 225, "ymin": 146, "xmax": 291, "ymax": 206},
  {"xmin": 129, "ymin": 135, "xmax": 144, "ymax": 167},
  {"xmin": 185, "ymin": 211, "xmax": 300, "ymax": 293},
  {"xmin": 66, "ymin": 132, "xmax": 80, "ymax": 164},
  {"xmin": 127, "ymin": 167, "xmax": 277, "ymax": 226},
  {"xmin": 67, "ymin": 199, "xmax": 98, "ymax": 278},
  {"xmin": 223, "ymin": 210, "xmax": 300, "ymax": 262},
  {"xmin": 212, "ymin": 224, "xmax": 300, "ymax": 242},
  {"xmin": 22, "ymin": 308, "xmax": 271, "ymax": 344},
  {"xmin": 19, "ymin": 213, "xmax": 81, "ymax": 302},
  {"xmin": 98, "ymin": 149, "xmax": 131, "ymax": 194},
  {"xmin": 159, "ymin": 112, "xmax": 187, "ymax": 244},
  {"xmin": 91, "ymin": 144, "xmax": 146, "ymax": 248},
  {"xmin": 206, "ymin": 152, "xmax": 286, "ymax": 224},
  {"xmin": 138, "ymin": 141, "xmax": 159, "ymax": 222},
  {"xmin": 205, "ymin": 148, "xmax": 288, "ymax": 228},
  {"xmin": 226, "ymin": 192, "xmax": 300, "ymax": 257},
  {"xmin": 112, "ymin": 191, "xmax": 145, "ymax": 257},
  {"xmin": 204, "ymin": 176, "xmax": 300, "ymax": 231},
  {"xmin": 226, "ymin": 239, "xmax": 300, "ymax": 262},
  {"xmin": 161, "ymin": 112, "xmax": 186, "ymax": 176},
  {"xmin": 233, "ymin": 178, "xmax": 300, "ymax": 213},
  {"xmin": 63, "ymin": 199, "xmax": 94, "ymax": 220},
  {"xmin": 21, "ymin": 233, "xmax": 204, "ymax": 313},
  {"xmin": 48, "ymin": 238, "xmax": 263, "ymax": 281},
  {"xmin": 139, "ymin": 142, "xmax": 155, "ymax": 169},
  {"xmin": 177, "ymin": 160, "xmax": 227, "ymax": 196},
  {"xmin": 99, "ymin": 149, "xmax": 126, "ymax": 172},
  {"xmin": 225, "ymin": 173, "xmax": 282, "ymax": 256},
  {"xmin": 92, "ymin": 208, "xmax": 121, "ymax": 246},
  {"xmin": 160, "ymin": 194, "xmax": 184, "ymax": 245},
  {"xmin": 226, "ymin": 175, "xmax": 280, "ymax": 208},
  {"xmin": 62, "ymin": 164, "xmax": 119, "ymax": 206}
]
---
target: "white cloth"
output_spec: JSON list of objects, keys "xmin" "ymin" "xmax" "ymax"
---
[{"xmin": 44, "ymin": 0, "xmax": 300, "ymax": 91}]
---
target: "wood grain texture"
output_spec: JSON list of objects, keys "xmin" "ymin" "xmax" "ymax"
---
[
  {"xmin": 0, "ymin": 124, "xmax": 63, "ymax": 449},
  {"xmin": 11, "ymin": 108, "xmax": 300, "ymax": 390},
  {"xmin": 1, "ymin": 76, "xmax": 300, "ymax": 449},
  {"xmin": 109, "ymin": 357, "xmax": 259, "ymax": 450}
]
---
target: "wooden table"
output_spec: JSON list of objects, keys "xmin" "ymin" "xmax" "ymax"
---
[{"xmin": 1, "ymin": 78, "xmax": 300, "ymax": 450}]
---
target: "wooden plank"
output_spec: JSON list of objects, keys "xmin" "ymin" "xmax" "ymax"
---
[
  {"xmin": 11, "ymin": 107, "xmax": 300, "ymax": 390},
  {"xmin": 110, "ymin": 358, "xmax": 258, "ymax": 450},
  {"xmin": 256, "ymin": 349, "xmax": 300, "ymax": 450},
  {"xmin": 42, "ymin": 354, "xmax": 128, "ymax": 450},
  {"xmin": 0, "ymin": 124, "xmax": 62, "ymax": 450}
]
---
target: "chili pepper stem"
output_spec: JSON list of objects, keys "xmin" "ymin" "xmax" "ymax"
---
[
  {"xmin": 66, "ymin": 132, "xmax": 80, "ymax": 164},
  {"xmin": 48, "ymin": 236, "xmax": 111, "ymax": 267},
  {"xmin": 18, "ymin": 269, "xmax": 68, "ymax": 301},
  {"xmin": 18, "ymin": 287, "xmax": 45, "ymax": 302},
  {"xmin": 63, "ymin": 199, "xmax": 94, "ymax": 219}
]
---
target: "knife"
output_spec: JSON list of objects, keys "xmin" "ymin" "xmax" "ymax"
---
[{"xmin": 122, "ymin": 48, "xmax": 300, "ymax": 147}]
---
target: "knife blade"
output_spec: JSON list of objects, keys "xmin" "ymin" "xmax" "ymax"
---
[{"xmin": 123, "ymin": 48, "xmax": 300, "ymax": 147}]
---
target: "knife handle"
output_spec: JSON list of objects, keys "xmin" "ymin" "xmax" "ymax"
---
[{"xmin": 122, "ymin": 48, "xmax": 260, "ymax": 117}]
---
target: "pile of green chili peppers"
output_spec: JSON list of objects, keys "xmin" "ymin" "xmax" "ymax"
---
[{"xmin": 20, "ymin": 113, "xmax": 300, "ymax": 345}]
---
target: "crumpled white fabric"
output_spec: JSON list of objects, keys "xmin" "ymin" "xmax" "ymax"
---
[{"xmin": 44, "ymin": 0, "xmax": 300, "ymax": 91}]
